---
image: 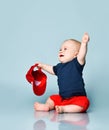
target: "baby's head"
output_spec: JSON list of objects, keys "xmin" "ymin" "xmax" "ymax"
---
[{"xmin": 58, "ymin": 39, "xmax": 81, "ymax": 63}]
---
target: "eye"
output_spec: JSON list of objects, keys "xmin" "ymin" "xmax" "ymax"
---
[
  {"xmin": 64, "ymin": 48, "xmax": 67, "ymax": 50},
  {"xmin": 59, "ymin": 49, "xmax": 62, "ymax": 51}
]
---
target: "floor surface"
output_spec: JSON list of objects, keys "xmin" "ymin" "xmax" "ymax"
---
[
  {"xmin": 1, "ymin": 108, "xmax": 109, "ymax": 130},
  {"xmin": 0, "ymin": 85, "xmax": 109, "ymax": 130}
]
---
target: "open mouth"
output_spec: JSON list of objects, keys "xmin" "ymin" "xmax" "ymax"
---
[{"xmin": 59, "ymin": 54, "xmax": 64, "ymax": 57}]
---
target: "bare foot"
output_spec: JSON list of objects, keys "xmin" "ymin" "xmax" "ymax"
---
[
  {"xmin": 82, "ymin": 33, "xmax": 90, "ymax": 44},
  {"xmin": 34, "ymin": 102, "xmax": 49, "ymax": 111},
  {"xmin": 55, "ymin": 106, "xmax": 64, "ymax": 114}
]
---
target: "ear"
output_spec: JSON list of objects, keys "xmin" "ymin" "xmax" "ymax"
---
[{"xmin": 74, "ymin": 51, "xmax": 79, "ymax": 57}]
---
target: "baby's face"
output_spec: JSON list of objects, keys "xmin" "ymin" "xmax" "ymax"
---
[{"xmin": 58, "ymin": 41, "xmax": 78, "ymax": 63}]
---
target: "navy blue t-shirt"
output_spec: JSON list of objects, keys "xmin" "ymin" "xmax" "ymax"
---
[{"xmin": 53, "ymin": 58, "xmax": 86, "ymax": 99}]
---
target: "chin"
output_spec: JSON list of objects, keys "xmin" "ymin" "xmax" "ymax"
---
[
  {"xmin": 59, "ymin": 60, "xmax": 67, "ymax": 63},
  {"xmin": 59, "ymin": 58, "xmax": 74, "ymax": 63},
  {"xmin": 59, "ymin": 58, "xmax": 71, "ymax": 63}
]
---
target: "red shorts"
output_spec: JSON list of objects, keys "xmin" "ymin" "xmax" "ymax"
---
[{"xmin": 50, "ymin": 95, "xmax": 90, "ymax": 112}]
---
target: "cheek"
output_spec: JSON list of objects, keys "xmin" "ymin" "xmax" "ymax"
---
[
  {"xmin": 66, "ymin": 51, "xmax": 73, "ymax": 56},
  {"xmin": 67, "ymin": 52, "xmax": 74, "ymax": 59}
]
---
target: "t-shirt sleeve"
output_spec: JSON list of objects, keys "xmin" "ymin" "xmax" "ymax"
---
[
  {"xmin": 53, "ymin": 63, "xmax": 61, "ymax": 75},
  {"xmin": 53, "ymin": 65, "xmax": 58, "ymax": 75},
  {"xmin": 74, "ymin": 57, "xmax": 85, "ymax": 71}
]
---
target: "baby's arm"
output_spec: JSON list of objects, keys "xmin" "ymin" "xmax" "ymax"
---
[
  {"xmin": 77, "ymin": 33, "xmax": 90, "ymax": 65},
  {"xmin": 37, "ymin": 63, "xmax": 55, "ymax": 75}
]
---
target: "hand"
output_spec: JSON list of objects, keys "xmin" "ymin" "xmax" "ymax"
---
[
  {"xmin": 37, "ymin": 62, "xmax": 43, "ymax": 68},
  {"xmin": 82, "ymin": 33, "xmax": 90, "ymax": 44},
  {"xmin": 33, "ymin": 62, "xmax": 43, "ymax": 70}
]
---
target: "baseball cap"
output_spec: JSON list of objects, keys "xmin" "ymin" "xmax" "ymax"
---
[{"xmin": 26, "ymin": 64, "xmax": 47, "ymax": 96}]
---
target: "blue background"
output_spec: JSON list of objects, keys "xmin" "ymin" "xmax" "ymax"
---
[{"xmin": 0, "ymin": 0, "xmax": 109, "ymax": 130}]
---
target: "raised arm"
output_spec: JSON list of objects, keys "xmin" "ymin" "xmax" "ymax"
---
[
  {"xmin": 77, "ymin": 33, "xmax": 90, "ymax": 65},
  {"xmin": 37, "ymin": 63, "xmax": 55, "ymax": 75}
]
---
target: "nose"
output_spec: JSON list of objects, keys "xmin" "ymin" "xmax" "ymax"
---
[
  {"xmin": 59, "ymin": 49, "xmax": 63, "ymax": 53},
  {"xmin": 59, "ymin": 50, "xmax": 63, "ymax": 55}
]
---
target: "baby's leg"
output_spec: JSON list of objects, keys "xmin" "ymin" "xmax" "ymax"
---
[
  {"xmin": 55, "ymin": 105, "xmax": 83, "ymax": 114},
  {"xmin": 34, "ymin": 97, "xmax": 55, "ymax": 111}
]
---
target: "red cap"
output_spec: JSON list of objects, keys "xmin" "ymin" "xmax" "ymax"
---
[{"xmin": 26, "ymin": 64, "xmax": 47, "ymax": 96}]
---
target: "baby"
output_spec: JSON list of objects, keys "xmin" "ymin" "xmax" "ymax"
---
[{"xmin": 34, "ymin": 33, "xmax": 90, "ymax": 113}]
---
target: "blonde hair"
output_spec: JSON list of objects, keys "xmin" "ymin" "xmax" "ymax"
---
[{"xmin": 64, "ymin": 39, "xmax": 81, "ymax": 52}]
